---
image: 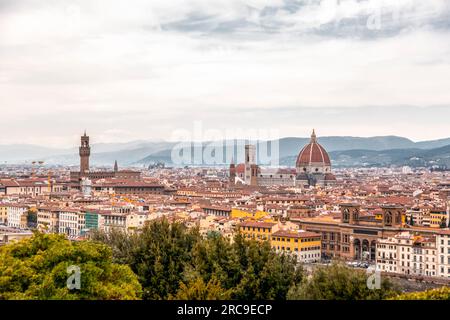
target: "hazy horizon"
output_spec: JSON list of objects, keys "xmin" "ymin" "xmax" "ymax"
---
[{"xmin": 0, "ymin": 130, "xmax": 450, "ymax": 149}]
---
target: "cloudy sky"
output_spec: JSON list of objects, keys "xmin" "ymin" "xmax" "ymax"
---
[{"xmin": 1, "ymin": 0, "xmax": 449, "ymax": 147}]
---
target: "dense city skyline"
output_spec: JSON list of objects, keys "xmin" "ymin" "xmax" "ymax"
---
[
  {"xmin": 2, "ymin": 0, "xmax": 450, "ymax": 308},
  {"xmin": 2, "ymin": 127, "xmax": 450, "ymax": 303}
]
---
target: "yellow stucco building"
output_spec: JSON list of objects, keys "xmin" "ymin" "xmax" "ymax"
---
[
  {"xmin": 0, "ymin": 204, "xmax": 7, "ymax": 224},
  {"xmin": 239, "ymin": 221, "xmax": 279, "ymax": 241},
  {"xmin": 238, "ymin": 220, "xmax": 322, "ymax": 263},
  {"xmin": 271, "ymin": 230, "xmax": 321, "ymax": 263}
]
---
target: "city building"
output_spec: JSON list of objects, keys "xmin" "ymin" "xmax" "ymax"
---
[
  {"xmin": 294, "ymin": 204, "xmax": 411, "ymax": 261},
  {"xmin": 70, "ymin": 132, "xmax": 141, "ymax": 183},
  {"xmin": 7, "ymin": 204, "xmax": 29, "ymax": 229},
  {"xmin": 229, "ymin": 130, "xmax": 336, "ymax": 188},
  {"xmin": 37, "ymin": 207, "xmax": 60, "ymax": 233},
  {"xmin": 239, "ymin": 221, "xmax": 279, "ymax": 241},
  {"xmin": 376, "ymin": 232, "xmax": 437, "ymax": 277},
  {"xmin": 0, "ymin": 203, "xmax": 7, "ymax": 224},
  {"xmin": 407, "ymin": 206, "xmax": 448, "ymax": 228},
  {"xmin": 58, "ymin": 209, "xmax": 84, "ymax": 238},
  {"xmin": 92, "ymin": 180, "xmax": 167, "ymax": 195},
  {"xmin": 84, "ymin": 210, "xmax": 100, "ymax": 233},
  {"xmin": 98, "ymin": 211, "xmax": 138, "ymax": 234},
  {"xmin": 437, "ymin": 230, "xmax": 450, "ymax": 278},
  {"xmin": 0, "ymin": 179, "xmax": 62, "ymax": 196},
  {"xmin": 271, "ymin": 230, "xmax": 321, "ymax": 263},
  {"xmin": 0, "ymin": 229, "xmax": 33, "ymax": 246}
]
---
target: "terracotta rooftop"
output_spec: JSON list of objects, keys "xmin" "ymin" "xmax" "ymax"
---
[
  {"xmin": 240, "ymin": 221, "xmax": 277, "ymax": 228},
  {"xmin": 272, "ymin": 230, "xmax": 321, "ymax": 238}
]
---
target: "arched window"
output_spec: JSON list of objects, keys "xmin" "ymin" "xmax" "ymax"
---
[
  {"xmin": 343, "ymin": 209, "xmax": 350, "ymax": 222},
  {"xmin": 385, "ymin": 211, "xmax": 393, "ymax": 225},
  {"xmin": 396, "ymin": 212, "xmax": 402, "ymax": 224}
]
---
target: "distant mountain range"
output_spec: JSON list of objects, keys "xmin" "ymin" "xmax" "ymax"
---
[
  {"xmin": 0, "ymin": 141, "xmax": 177, "ymax": 166},
  {"xmin": 1, "ymin": 136, "xmax": 450, "ymax": 168},
  {"xmin": 280, "ymin": 145, "xmax": 450, "ymax": 168},
  {"xmin": 329, "ymin": 145, "xmax": 450, "ymax": 168}
]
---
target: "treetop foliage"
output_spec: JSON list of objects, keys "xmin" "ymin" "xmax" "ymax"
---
[
  {"xmin": 1, "ymin": 219, "xmax": 445, "ymax": 300},
  {"xmin": 0, "ymin": 232, "xmax": 141, "ymax": 300},
  {"xmin": 287, "ymin": 262, "xmax": 399, "ymax": 300},
  {"xmin": 390, "ymin": 286, "xmax": 450, "ymax": 300},
  {"xmin": 91, "ymin": 219, "xmax": 304, "ymax": 300}
]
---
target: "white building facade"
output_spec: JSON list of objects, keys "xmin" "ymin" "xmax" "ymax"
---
[
  {"xmin": 7, "ymin": 205, "xmax": 29, "ymax": 229},
  {"xmin": 376, "ymin": 232, "xmax": 437, "ymax": 277}
]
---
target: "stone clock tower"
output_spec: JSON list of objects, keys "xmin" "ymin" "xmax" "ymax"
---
[{"xmin": 79, "ymin": 131, "xmax": 91, "ymax": 175}]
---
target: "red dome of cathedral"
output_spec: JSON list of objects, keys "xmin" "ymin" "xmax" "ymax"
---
[{"xmin": 296, "ymin": 130, "xmax": 331, "ymax": 168}]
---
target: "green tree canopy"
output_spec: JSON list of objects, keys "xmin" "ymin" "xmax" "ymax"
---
[
  {"xmin": 184, "ymin": 232, "xmax": 304, "ymax": 300},
  {"xmin": 92, "ymin": 219, "xmax": 305, "ymax": 300},
  {"xmin": 287, "ymin": 262, "xmax": 399, "ymax": 300},
  {"xmin": 390, "ymin": 286, "xmax": 450, "ymax": 300},
  {"xmin": 92, "ymin": 218, "xmax": 201, "ymax": 300},
  {"xmin": 0, "ymin": 232, "xmax": 141, "ymax": 300},
  {"xmin": 169, "ymin": 276, "xmax": 231, "ymax": 300},
  {"xmin": 2, "ymin": 225, "xmax": 449, "ymax": 301}
]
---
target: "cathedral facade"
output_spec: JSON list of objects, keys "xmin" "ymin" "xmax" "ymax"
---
[{"xmin": 229, "ymin": 130, "xmax": 336, "ymax": 188}]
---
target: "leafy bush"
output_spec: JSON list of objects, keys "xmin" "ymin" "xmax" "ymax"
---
[
  {"xmin": 0, "ymin": 232, "xmax": 141, "ymax": 300},
  {"xmin": 287, "ymin": 262, "xmax": 399, "ymax": 300},
  {"xmin": 92, "ymin": 219, "xmax": 304, "ymax": 300},
  {"xmin": 390, "ymin": 286, "xmax": 450, "ymax": 300}
]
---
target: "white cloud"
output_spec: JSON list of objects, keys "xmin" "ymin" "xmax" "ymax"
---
[{"xmin": 0, "ymin": 0, "xmax": 449, "ymax": 146}]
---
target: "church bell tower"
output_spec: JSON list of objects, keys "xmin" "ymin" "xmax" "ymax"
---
[{"xmin": 79, "ymin": 131, "xmax": 91, "ymax": 175}]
